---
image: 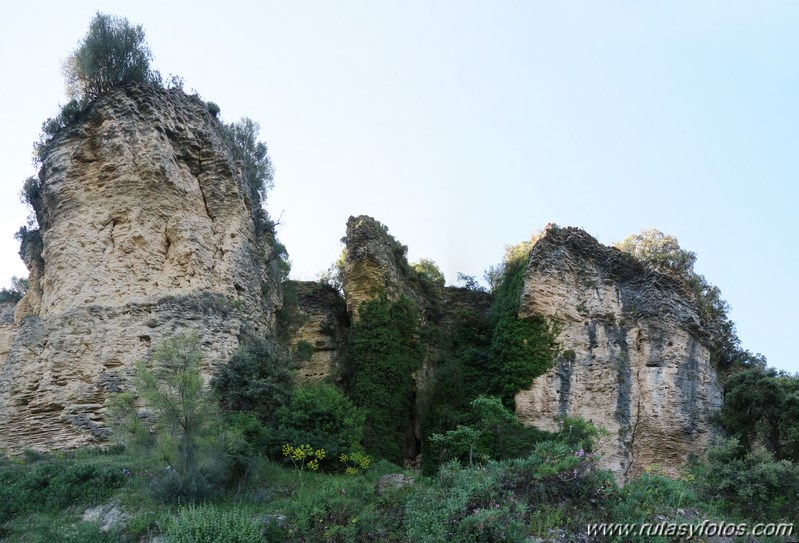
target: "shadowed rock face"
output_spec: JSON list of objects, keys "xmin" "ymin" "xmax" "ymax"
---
[
  {"xmin": 0, "ymin": 85, "xmax": 279, "ymax": 452},
  {"xmin": 287, "ymin": 281, "xmax": 348, "ymax": 381},
  {"xmin": 514, "ymin": 226, "xmax": 722, "ymax": 482}
]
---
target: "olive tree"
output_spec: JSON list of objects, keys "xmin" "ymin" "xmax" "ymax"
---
[
  {"xmin": 63, "ymin": 12, "xmax": 154, "ymax": 101},
  {"xmin": 223, "ymin": 118, "xmax": 274, "ymax": 206}
]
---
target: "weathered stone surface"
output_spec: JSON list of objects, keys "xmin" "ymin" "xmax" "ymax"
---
[
  {"xmin": 375, "ymin": 473, "xmax": 416, "ymax": 495},
  {"xmin": 82, "ymin": 503, "xmax": 130, "ymax": 532},
  {"xmin": 0, "ymin": 85, "xmax": 279, "ymax": 452},
  {"xmin": 514, "ymin": 226, "xmax": 722, "ymax": 481},
  {"xmin": 0, "ymin": 302, "xmax": 15, "ymax": 371},
  {"xmin": 288, "ymin": 281, "xmax": 348, "ymax": 380},
  {"xmin": 342, "ymin": 215, "xmax": 413, "ymax": 319}
]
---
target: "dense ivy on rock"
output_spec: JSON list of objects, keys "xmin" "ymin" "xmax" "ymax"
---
[
  {"xmin": 487, "ymin": 254, "xmax": 560, "ymax": 408},
  {"xmin": 346, "ymin": 295, "xmax": 423, "ymax": 465}
]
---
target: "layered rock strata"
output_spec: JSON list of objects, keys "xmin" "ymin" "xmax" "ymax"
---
[
  {"xmin": 514, "ymin": 226, "xmax": 722, "ymax": 481},
  {"xmin": 0, "ymin": 86, "xmax": 278, "ymax": 451},
  {"xmin": 287, "ymin": 281, "xmax": 348, "ymax": 380}
]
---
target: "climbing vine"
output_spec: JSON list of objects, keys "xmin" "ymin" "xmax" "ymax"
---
[{"xmin": 346, "ymin": 295, "xmax": 422, "ymax": 464}]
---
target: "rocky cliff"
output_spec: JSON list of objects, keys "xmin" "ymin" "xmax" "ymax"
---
[
  {"xmin": 0, "ymin": 89, "xmax": 723, "ymax": 480},
  {"xmin": 0, "ymin": 85, "xmax": 279, "ymax": 452},
  {"xmin": 514, "ymin": 226, "xmax": 723, "ymax": 481},
  {"xmin": 285, "ymin": 281, "xmax": 348, "ymax": 380}
]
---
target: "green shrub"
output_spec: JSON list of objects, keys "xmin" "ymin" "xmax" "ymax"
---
[
  {"xmin": 690, "ymin": 438, "xmax": 799, "ymax": 521},
  {"xmin": 221, "ymin": 118, "xmax": 274, "ymax": 207},
  {"xmin": 212, "ymin": 333, "xmax": 294, "ymax": 424},
  {"xmin": 165, "ymin": 504, "xmax": 262, "ymax": 543},
  {"xmin": 488, "ymin": 257, "xmax": 560, "ymax": 407},
  {"xmin": 609, "ymin": 473, "xmax": 702, "ymax": 542},
  {"xmin": 269, "ymin": 382, "xmax": 365, "ymax": 471},
  {"xmin": 347, "ymin": 295, "xmax": 423, "ymax": 464},
  {"xmin": 205, "ymin": 101, "xmax": 221, "ymax": 117},
  {"xmin": 119, "ymin": 335, "xmax": 228, "ymax": 503},
  {"xmin": 0, "ymin": 459, "xmax": 125, "ymax": 524},
  {"xmin": 0, "ymin": 512, "xmax": 119, "ymax": 543},
  {"xmin": 278, "ymin": 476, "xmax": 382, "ymax": 542},
  {"xmin": 405, "ymin": 460, "xmax": 527, "ymax": 543},
  {"xmin": 719, "ymin": 368, "xmax": 799, "ymax": 461},
  {"xmin": 63, "ymin": 12, "xmax": 155, "ymax": 101},
  {"xmin": 293, "ymin": 339, "xmax": 315, "ymax": 363},
  {"xmin": 411, "ymin": 258, "xmax": 446, "ymax": 286},
  {"xmin": 429, "ymin": 395, "xmax": 553, "ymax": 467}
]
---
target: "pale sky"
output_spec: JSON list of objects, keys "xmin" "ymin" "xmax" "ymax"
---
[{"xmin": 1, "ymin": 2, "xmax": 797, "ymax": 372}]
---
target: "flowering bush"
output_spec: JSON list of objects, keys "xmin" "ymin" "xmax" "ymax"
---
[
  {"xmin": 283, "ymin": 443, "xmax": 325, "ymax": 490},
  {"xmin": 339, "ymin": 452, "xmax": 371, "ymax": 475}
]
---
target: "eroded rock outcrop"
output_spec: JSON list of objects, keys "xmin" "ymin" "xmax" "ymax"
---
[
  {"xmin": 0, "ymin": 85, "xmax": 279, "ymax": 451},
  {"xmin": 286, "ymin": 281, "xmax": 348, "ymax": 380},
  {"xmin": 514, "ymin": 226, "xmax": 722, "ymax": 481},
  {"xmin": 0, "ymin": 302, "xmax": 15, "ymax": 371}
]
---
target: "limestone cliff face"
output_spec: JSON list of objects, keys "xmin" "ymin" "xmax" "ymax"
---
[
  {"xmin": 0, "ymin": 85, "xmax": 279, "ymax": 452},
  {"xmin": 514, "ymin": 226, "xmax": 722, "ymax": 481},
  {"xmin": 342, "ymin": 215, "xmax": 414, "ymax": 319},
  {"xmin": 287, "ymin": 281, "xmax": 348, "ymax": 380},
  {"xmin": 0, "ymin": 302, "xmax": 15, "ymax": 371},
  {"xmin": 340, "ymin": 215, "xmax": 493, "ymax": 466}
]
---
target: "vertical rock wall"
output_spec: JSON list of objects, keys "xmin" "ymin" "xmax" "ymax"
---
[
  {"xmin": 287, "ymin": 281, "xmax": 348, "ymax": 380},
  {"xmin": 0, "ymin": 86, "xmax": 278, "ymax": 452},
  {"xmin": 514, "ymin": 226, "xmax": 722, "ymax": 481}
]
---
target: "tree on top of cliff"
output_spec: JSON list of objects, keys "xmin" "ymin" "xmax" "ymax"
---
[
  {"xmin": 615, "ymin": 229, "xmax": 766, "ymax": 371},
  {"xmin": 412, "ymin": 258, "xmax": 445, "ymax": 286},
  {"xmin": 483, "ymin": 229, "xmax": 545, "ymax": 291},
  {"xmin": 63, "ymin": 12, "xmax": 155, "ymax": 101},
  {"xmin": 222, "ymin": 118, "xmax": 274, "ymax": 207},
  {"xmin": 615, "ymin": 229, "xmax": 697, "ymax": 278}
]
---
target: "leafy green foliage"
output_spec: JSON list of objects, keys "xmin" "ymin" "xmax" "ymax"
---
[
  {"xmin": 418, "ymin": 308, "xmax": 493, "ymax": 466},
  {"xmin": 270, "ymin": 382, "xmax": 365, "ymax": 471},
  {"xmin": 0, "ymin": 457, "xmax": 125, "ymax": 525},
  {"xmin": 15, "ymin": 225, "xmax": 42, "ymax": 260},
  {"xmin": 346, "ymin": 295, "xmax": 422, "ymax": 464},
  {"xmin": 212, "ymin": 333, "xmax": 294, "ymax": 424},
  {"xmin": 123, "ymin": 335, "xmax": 226, "ymax": 503},
  {"xmin": 615, "ymin": 229, "xmax": 697, "ymax": 276},
  {"xmin": 719, "ymin": 368, "xmax": 799, "ymax": 461},
  {"xmin": 483, "ymin": 230, "xmax": 544, "ymax": 291},
  {"xmin": 20, "ymin": 175, "xmax": 44, "ymax": 226},
  {"xmin": 690, "ymin": 438, "xmax": 799, "ymax": 521},
  {"xmin": 165, "ymin": 503, "xmax": 262, "ymax": 543},
  {"xmin": 106, "ymin": 392, "xmax": 153, "ymax": 450},
  {"xmin": 293, "ymin": 339, "xmax": 315, "ymax": 363},
  {"xmin": 430, "ymin": 396, "xmax": 554, "ymax": 467},
  {"xmin": 406, "ymin": 460, "xmax": 529, "ymax": 543},
  {"xmin": 63, "ymin": 12, "xmax": 155, "ymax": 101},
  {"xmin": 408, "ymin": 433, "xmax": 611, "ymax": 543},
  {"xmin": 456, "ymin": 272, "xmax": 486, "ymax": 292},
  {"xmin": 411, "ymin": 258, "xmax": 445, "ymax": 286},
  {"xmin": 488, "ymin": 258, "xmax": 559, "ymax": 407},
  {"xmin": 276, "ymin": 281, "xmax": 307, "ymax": 343},
  {"xmin": 609, "ymin": 473, "xmax": 704, "ymax": 542},
  {"xmin": 0, "ymin": 276, "xmax": 27, "ymax": 304},
  {"xmin": 420, "ymin": 234, "xmax": 558, "ymax": 473},
  {"xmin": 205, "ymin": 101, "xmax": 221, "ymax": 117},
  {"xmin": 615, "ymin": 229, "xmax": 765, "ymax": 371},
  {"xmin": 222, "ymin": 118, "xmax": 274, "ymax": 208}
]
